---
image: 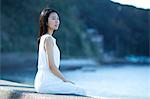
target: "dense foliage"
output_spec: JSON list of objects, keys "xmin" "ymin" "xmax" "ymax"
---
[{"xmin": 1, "ymin": 0, "xmax": 149, "ymax": 57}]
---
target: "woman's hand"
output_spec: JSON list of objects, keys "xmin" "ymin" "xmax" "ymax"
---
[{"xmin": 63, "ymin": 79, "xmax": 75, "ymax": 85}]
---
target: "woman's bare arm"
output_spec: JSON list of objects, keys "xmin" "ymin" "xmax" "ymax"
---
[{"xmin": 44, "ymin": 37, "xmax": 67, "ymax": 82}]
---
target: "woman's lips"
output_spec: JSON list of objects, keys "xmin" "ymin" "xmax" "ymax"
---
[{"xmin": 55, "ymin": 25, "xmax": 58, "ymax": 27}]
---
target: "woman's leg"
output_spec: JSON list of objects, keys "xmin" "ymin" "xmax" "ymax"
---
[{"xmin": 40, "ymin": 81, "xmax": 86, "ymax": 96}]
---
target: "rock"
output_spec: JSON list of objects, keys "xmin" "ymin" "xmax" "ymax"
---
[{"xmin": 0, "ymin": 80, "xmax": 96, "ymax": 99}]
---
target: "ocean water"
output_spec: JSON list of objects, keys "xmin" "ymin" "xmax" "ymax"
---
[
  {"xmin": 63, "ymin": 65, "xmax": 150, "ymax": 99},
  {"xmin": 1, "ymin": 64, "xmax": 149, "ymax": 99}
]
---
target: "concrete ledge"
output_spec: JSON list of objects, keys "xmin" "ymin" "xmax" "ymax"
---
[{"xmin": 0, "ymin": 80, "xmax": 97, "ymax": 99}]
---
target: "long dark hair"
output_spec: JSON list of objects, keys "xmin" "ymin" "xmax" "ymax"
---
[
  {"xmin": 36, "ymin": 8, "xmax": 59, "ymax": 66},
  {"xmin": 37, "ymin": 8, "xmax": 59, "ymax": 48}
]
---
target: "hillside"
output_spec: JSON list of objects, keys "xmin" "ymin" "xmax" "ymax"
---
[{"xmin": 1, "ymin": 0, "xmax": 149, "ymax": 57}]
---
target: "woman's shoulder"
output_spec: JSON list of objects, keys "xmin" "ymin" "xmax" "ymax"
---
[
  {"xmin": 45, "ymin": 35, "xmax": 53, "ymax": 42},
  {"xmin": 43, "ymin": 34, "xmax": 56, "ymax": 45},
  {"xmin": 41, "ymin": 34, "xmax": 55, "ymax": 39},
  {"xmin": 40, "ymin": 34, "xmax": 52, "ymax": 41},
  {"xmin": 40, "ymin": 34, "xmax": 56, "ymax": 45}
]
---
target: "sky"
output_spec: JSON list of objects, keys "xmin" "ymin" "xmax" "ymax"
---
[{"xmin": 111, "ymin": 0, "xmax": 150, "ymax": 9}]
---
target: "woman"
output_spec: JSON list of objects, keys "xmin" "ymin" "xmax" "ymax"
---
[{"xmin": 34, "ymin": 8, "xmax": 87, "ymax": 96}]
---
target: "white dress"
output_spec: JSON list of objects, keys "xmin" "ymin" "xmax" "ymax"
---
[{"xmin": 34, "ymin": 34, "xmax": 86, "ymax": 95}]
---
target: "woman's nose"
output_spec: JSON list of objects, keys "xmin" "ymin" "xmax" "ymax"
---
[
  {"xmin": 56, "ymin": 20, "xmax": 59, "ymax": 23},
  {"xmin": 55, "ymin": 20, "xmax": 59, "ymax": 24}
]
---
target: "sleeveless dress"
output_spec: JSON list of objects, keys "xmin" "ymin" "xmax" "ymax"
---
[{"xmin": 34, "ymin": 34, "xmax": 86, "ymax": 95}]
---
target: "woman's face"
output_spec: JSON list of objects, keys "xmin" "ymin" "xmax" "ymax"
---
[{"xmin": 47, "ymin": 12, "xmax": 60, "ymax": 30}]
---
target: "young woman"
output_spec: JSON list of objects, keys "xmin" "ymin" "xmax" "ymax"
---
[{"xmin": 34, "ymin": 8, "xmax": 86, "ymax": 95}]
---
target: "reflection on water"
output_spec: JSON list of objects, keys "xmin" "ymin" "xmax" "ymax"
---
[
  {"xmin": 1, "ymin": 65, "xmax": 150, "ymax": 98},
  {"xmin": 63, "ymin": 66, "xmax": 150, "ymax": 98}
]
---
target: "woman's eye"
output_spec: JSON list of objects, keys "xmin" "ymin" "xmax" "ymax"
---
[
  {"xmin": 52, "ymin": 17, "xmax": 56, "ymax": 20},
  {"xmin": 51, "ymin": 17, "xmax": 59, "ymax": 20}
]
